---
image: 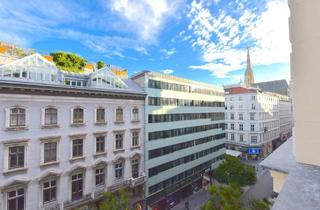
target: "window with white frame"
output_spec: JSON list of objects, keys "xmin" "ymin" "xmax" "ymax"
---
[
  {"xmin": 43, "ymin": 142, "xmax": 58, "ymax": 164},
  {"xmin": 44, "ymin": 108, "xmax": 57, "ymax": 126},
  {"xmin": 231, "ymin": 123, "xmax": 234, "ymax": 130},
  {"xmin": 132, "ymin": 107, "xmax": 139, "ymax": 121},
  {"xmin": 7, "ymin": 187, "xmax": 25, "ymax": 210},
  {"xmin": 8, "ymin": 145, "xmax": 25, "ymax": 170},
  {"xmin": 239, "ymin": 113, "xmax": 243, "ymax": 120},
  {"xmin": 115, "ymin": 132, "xmax": 124, "ymax": 150},
  {"xmin": 251, "ymin": 124, "xmax": 255, "ymax": 131},
  {"xmin": 230, "ymin": 133, "xmax": 235, "ymax": 140},
  {"xmin": 251, "ymin": 136, "xmax": 258, "ymax": 144},
  {"xmin": 72, "ymin": 107, "xmax": 84, "ymax": 124},
  {"xmin": 131, "ymin": 131, "xmax": 139, "ymax": 147},
  {"xmin": 72, "ymin": 139, "xmax": 84, "ymax": 158},
  {"xmin": 71, "ymin": 172, "xmax": 84, "ymax": 200},
  {"xmin": 230, "ymin": 113, "xmax": 234, "ymax": 120},
  {"xmin": 95, "ymin": 136, "xmax": 105, "ymax": 154},
  {"xmin": 131, "ymin": 157, "xmax": 139, "ymax": 178},
  {"xmin": 96, "ymin": 108, "xmax": 105, "ymax": 123},
  {"xmin": 239, "ymin": 124, "xmax": 243, "ymax": 131},
  {"xmin": 250, "ymin": 113, "xmax": 255, "ymax": 120},
  {"xmin": 9, "ymin": 107, "xmax": 26, "ymax": 128},
  {"xmin": 115, "ymin": 160, "xmax": 124, "ymax": 179},
  {"xmin": 42, "ymin": 179, "xmax": 57, "ymax": 204},
  {"xmin": 115, "ymin": 107, "xmax": 123, "ymax": 122},
  {"xmin": 95, "ymin": 167, "xmax": 105, "ymax": 187},
  {"xmin": 239, "ymin": 134, "xmax": 244, "ymax": 142},
  {"xmin": 251, "ymin": 103, "xmax": 255, "ymax": 110}
]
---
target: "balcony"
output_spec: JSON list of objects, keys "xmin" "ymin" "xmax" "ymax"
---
[
  {"xmin": 42, "ymin": 202, "xmax": 61, "ymax": 210},
  {"xmin": 107, "ymin": 179, "xmax": 130, "ymax": 192},
  {"xmin": 63, "ymin": 194, "xmax": 92, "ymax": 210},
  {"xmin": 130, "ymin": 175, "xmax": 146, "ymax": 187}
]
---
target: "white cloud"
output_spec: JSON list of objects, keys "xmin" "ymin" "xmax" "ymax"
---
[
  {"xmin": 161, "ymin": 69, "xmax": 174, "ymax": 74},
  {"xmin": 187, "ymin": 0, "xmax": 290, "ymax": 79},
  {"xmin": 109, "ymin": 0, "xmax": 182, "ymax": 42},
  {"xmin": 160, "ymin": 48, "xmax": 176, "ymax": 59}
]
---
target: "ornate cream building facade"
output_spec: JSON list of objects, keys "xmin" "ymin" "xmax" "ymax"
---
[{"xmin": 0, "ymin": 54, "xmax": 146, "ymax": 210}]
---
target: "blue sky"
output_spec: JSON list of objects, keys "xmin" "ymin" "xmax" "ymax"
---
[{"xmin": 0, "ymin": 0, "xmax": 290, "ymax": 86}]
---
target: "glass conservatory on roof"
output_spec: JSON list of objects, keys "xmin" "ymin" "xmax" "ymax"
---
[
  {"xmin": 90, "ymin": 67, "xmax": 127, "ymax": 89},
  {"xmin": 0, "ymin": 53, "xmax": 128, "ymax": 90},
  {"xmin": 0, "ymin": 53, "xmax": 61, "ymax": 83}
]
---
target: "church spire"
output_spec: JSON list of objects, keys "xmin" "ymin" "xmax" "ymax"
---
[{"xmin": 244, "ymin": 47, "xmax": 255, "ymax": 87}]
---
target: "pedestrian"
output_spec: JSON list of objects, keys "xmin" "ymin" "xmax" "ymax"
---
[{"xmin": 185, "ymin": 199, "xmax": 189, "ymax": 210}]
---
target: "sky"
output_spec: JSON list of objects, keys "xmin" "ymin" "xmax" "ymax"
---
[{"xmin": 0, "ymin": 0, "xmax": 291, "ymax": 86}]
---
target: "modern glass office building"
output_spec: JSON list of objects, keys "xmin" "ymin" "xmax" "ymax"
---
[{"xmin": 132, "ymin": 71, "xmax": 226, "ymax": 209}]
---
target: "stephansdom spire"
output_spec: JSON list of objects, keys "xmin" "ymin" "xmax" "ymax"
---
[{"xmin": 244, "ymin": 47, "xmax": 255, "ymax": 87}]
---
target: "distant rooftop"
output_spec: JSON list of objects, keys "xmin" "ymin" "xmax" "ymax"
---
[
  {"xmin": 260, "ymin": 138, "xmax": 320, "ymax": 210},
  {"xmin": 0, "ymin": 53, "xmax": 144, "ymax": 94},
  {"xmin": 253, "ymin": 80, "xmax": 289, "ymax": 96}
]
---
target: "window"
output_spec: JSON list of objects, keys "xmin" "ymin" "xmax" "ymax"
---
[
  {"xmin": 251, "ymin": 104, "xmax": 255, "ymax": 110},
  {"xmin": 251, "ymin": 124, "xmax": 255, "ymax": 132},
  {"xmin": 250, "ymin": 113, "xmax": 255, "ymax": 120},
  {"xmin": 230, "ymin": 113, "xmax": 234, "ymax": 120},
  {"xmin": 44, "ymin": 142, "xmax": 57, "ymax": 163},
  {"xmin": 96, "ymin": 136, "xmax": 105, "ymax": 154},
  {"xmin": 115, "ymin": 107, "xmax": 123, "ymax": 122},
  {"xmin": 132, "ymin": 107, "xmax": 139, "ymax": 121},
  {"xmin": 9, "ymin": 108, "xmax": 26, "ymax": 127},
  {"xmin": 44, "ymin": 108, "xmax": 57, "ymax": 126},
  {"xmin": 230, "ymin": 133, "xmax": 234, "ymax": 140},
  {"xmin": 251, "ymin": 136, "xmax": 258, "ymax": 144},
  {"xmin": 132, "ymin": 131, "xmax": 139, "ymax": 147},
  {"xmin": 239, "ymin": 124, "xmax": 243, "ymax": 131},
  {"xmin": 96, "ymin": 108, "xmax": 105, "ymax": 123},
  {"xmin": 43, "ymin": 179, "xmax": 57, "ymax": 204},
  {"xmin": 252, "ymin": 96, "xmax": 256, "ymax": 100},
  {"xmin": 9, "ymin": 146, "xmax": 25, "ymax": 170},
  {"xmin": 7, "ymin": 188, "xmax": 25, "ymax": 210},
  {"xmin": 72, "ymin": 139, "xmax": 83, "ymax": 158},
  {"xmin": 73, "ymin": 108, "xmax": 84, "ymax": 124},
  {"xmin": 239, "ymin": 134, "xmax": 244, "ymax": 142},
  {"xmin": 230, "ymin": 105, "xmax": 234, "ymax": 110},
  {"xmin": 115, "ymin": 160, "xmax": 124, "ymax": 179},
  {"xmin": 95, "ymin": 168, "xmax": 105, "ymax": 186},
  {"xmin": 71, "ymin": 173, "xmax": 83, "ymax": 200},
  {"xmin": 239, "ymin": 113, "xmax": 243, "ymax": 120},
  {"xmin": 115, "ymin": 133, "xmax": 123, "ymax": 150},
  {"xmin": 131, "ymin": 158, "xmax": 139, "ymax": 178},
  {"xmin": 231, "ymin": 124, "xmax": 234, "ymax": 130}
]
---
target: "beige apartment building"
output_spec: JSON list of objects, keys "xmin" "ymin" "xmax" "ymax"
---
[{"xmin": 260, "ymin": 1, "xmax": 320, "ymax": 209}]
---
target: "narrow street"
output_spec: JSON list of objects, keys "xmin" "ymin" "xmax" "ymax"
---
[{"xmin": 171, "ymin": 190, "xmax": 210, "ymax": 210}]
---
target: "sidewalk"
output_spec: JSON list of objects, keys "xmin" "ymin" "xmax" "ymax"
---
[{"xmin": 171, "ymin": 190, "xmax": 210, "ymax": 210}]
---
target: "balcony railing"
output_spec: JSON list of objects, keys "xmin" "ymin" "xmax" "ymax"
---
[
  {"xmin": 63, "ymin": 194, "xmax": 92, "ymax": 210},
  {"xmin": 130, "ymin": 175, "xmax": 146, "ymax": 187}
]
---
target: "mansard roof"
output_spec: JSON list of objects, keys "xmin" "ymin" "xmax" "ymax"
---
[{"xmin": 0, "ymin": 53, "xmax": 145, "ymax": 95}]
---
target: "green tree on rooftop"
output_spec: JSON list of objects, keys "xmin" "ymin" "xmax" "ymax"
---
[
  {"xmin": 97, "ymin": 60, "xmax": 106, "ymax": 69},
  {"xmin": 50, "ymin": 51, "xmax": 86, "ymax": 73}
]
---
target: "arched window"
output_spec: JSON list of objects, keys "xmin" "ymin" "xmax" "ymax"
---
[
  {"xmin": 73, "ymin": 107, "xmax": 84, "ymax": 124},
  {"xmin": 131, "ymin": 156, "xmax": 140, "ymax": 178},
  {"xmin": 115, "ymin": 159, "xmax": 125, "ymax": 179},
  {"xmin": 132, "ymin": 107, "xmax": 139, "ymax": 121},
  {"xmin": 115, "ymin": 107, "xmax": 123, "ymax": 123},
  {"xmin": 9, "ymin": 108, "xmax": 26, "ymax": 127},
  {"xmin": 44, "ymin": 107, "xmax": 58, "ymax": 126}
]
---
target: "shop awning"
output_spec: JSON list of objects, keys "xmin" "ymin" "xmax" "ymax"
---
[{"xmin": 226, "ymin": 149, "xmax": 242, "ymax": 157}]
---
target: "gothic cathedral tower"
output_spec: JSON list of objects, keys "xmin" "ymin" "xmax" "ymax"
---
[{"xmin": 244, "ymin": 48, "xmax": 255, "ymax": 87}]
